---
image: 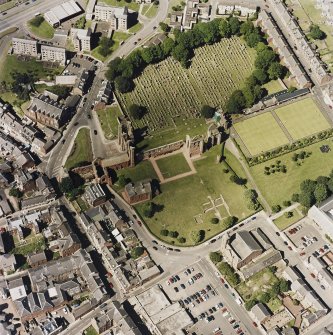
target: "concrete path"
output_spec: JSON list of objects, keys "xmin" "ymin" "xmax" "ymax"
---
[{"xmin": 270, "ymin": 203, "xmax": 299, "ymax": 221}]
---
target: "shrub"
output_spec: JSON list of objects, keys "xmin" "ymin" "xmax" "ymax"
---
[
  {"xmin": 160, "ymin": 229, "xmax": 169, "ymax": 236},
  {"xmin": 168, "ymin": 231, "xmax": 179, "ymax": 238},
  {"xmin": 211, "ymin": 217, "xmax": 219, "ymax": 224},
  {"xmin": 209, "ymin": 251, "xmax": 222, "ymax": 263},
  {"xmin": 272, "ymin": 205, "xmax": 281, "ymax": 213},
  {"xmin": 191, "ymin": 230, "xmax": 205, "ymax": 243},
  {"xmin": 178, "ymin": 237, "xmax": 186, "ymax": 243}
]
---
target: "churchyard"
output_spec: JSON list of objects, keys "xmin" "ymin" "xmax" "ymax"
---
[
  {"xmin": 133, "ymin": 145, "xmax": 256, "ymax": 246},
  {"xmin": 117, "ymin": 37, "xmax": 255, "ymax": 132}
]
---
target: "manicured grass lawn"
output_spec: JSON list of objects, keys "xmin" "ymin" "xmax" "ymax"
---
[
  {"xmin": 234, "ymin": 113, "xmax": 289, "ymax": 156},
  {"xmin": 156, "ymin": 153, "xmax": 191, "ymax": 178},
  {"xmin": 113, "ymin": 160, "xmax": 158, "ymax": 191},
  {"xmin": 273, "ymin": 209, "xmax": 304, "ymax": 230},
  {"xmin": 129, "ymin": 22, "xmax": 143, "ymax": 34},
  {"xmin": 143, "ymin": 4, "xmax": 159, "ymax": 18},
  {"xmin": 275, "ymin": 98, "xmax": 330, "ymax": 140},
  {"xmin": 250, "ymin": 138, "xmax": 333, "ymax": 207},
  {"xmin": 27, "ymin": 18, "xmax": 54, "ymax": 39},
  {"xmin": 263, "ymin": 80, "xmax": 284, "ymax": 94},
  {"xmin": 96, "ymin": 106, "xmax": 122, "ymax": 140},
  {"xmin": 236, "ymin": 268, "xmax": 279, "ymax": 302},
  {"xmin": 0, "ymin": 55, "xmax": 63, "ymax": 84},
  {"xmin": 98, "ymin": 0, "xmax": 139, "ymax": 10},
  {"xmin": 65, "ymin": 128, "xmax": 93, "ymax": 170},
  {"xmin": 137, "ymin": 118, "xmax": 207, "ymax": 151},
  {"xmin": 135, "ymin": 145, "xmax": 255, "ymax": 246},
  {"xmin": 84, "ymin": 326, "xmax": 99, "ymax": 335}
]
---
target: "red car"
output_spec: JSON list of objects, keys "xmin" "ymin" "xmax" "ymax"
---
[
  {"xmin": 220, "ymin": 277, "xmax": 225, "ymax": 284},
  {"xmin": 137, "ymin": 221, "xmax": 142, "ymax": 226},
  {"xmin": 253, "ymin": 322, "xmax": 258, "ymax": 327}
]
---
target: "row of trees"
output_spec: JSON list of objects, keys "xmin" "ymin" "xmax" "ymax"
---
[
  {"xmin": 225, "ymin": 38, "xmax": 286, "ymax": 114},
  {"xmin": 217, "ymin": 261, "xmax": 240, "ymax": 286}
]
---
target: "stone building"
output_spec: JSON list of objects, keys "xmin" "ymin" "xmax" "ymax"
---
[
  {"xmin": 26, "ymin": 95, "xmax": 69, "ymax": 129},
  {"xmin": 123, "ymin": 180, "xmax": 152, "ymax": 204}
]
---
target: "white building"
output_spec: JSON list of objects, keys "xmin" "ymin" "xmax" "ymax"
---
[
  {"xmin": 94, "ymin": 4, "xmax": 129, "ymax": 31},
  {"xmin": 41, "ymin": 45, "xmax": 66, "ymax": 65},
  {"xmin": 70, "ymin": 28, "xmax": 92, "ymax": 52},
  {"xmin": 12, "ymin": 38, "xmax": 38, "ymax": 57},
  {"xmin": 44, "ymin": 0, "xmax": 82, "ymax": 27}
]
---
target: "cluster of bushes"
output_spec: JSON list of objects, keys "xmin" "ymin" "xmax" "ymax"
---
[
  {"xmin": 263, "ymin": 160, "xmax": 287, "ymax": 175},
  {"xmin": 74, "ymin": 16, "xmax": 86, "ymax": 29},
  {"xmin": 130, "ymin": 246, "xmax": 144, "ymax": 259},
  {"xmin": 29, "ymin": 15, "xmax": 44, "ymax": 27},
  {"xmin": 229, "ymin": 174, "xmax": 247, "ymax": 185},
  {"xmin": 59, "ymin": 175, "xmax": 84, "ymax": 201},
  {"xmin": 217, "ymin": 261, "xmax": 240, "ymax": 286},
  {"xmin": 291, "ymin": 150, "xmax": 312, "ymax": 165},
  {"xmin": 142, "ymin": 202, "xmax": 163, "ymax": 218},
  {"xmin": 244, "ymin": 189, "xmax": 261, "ymax": 211},
  {"xmin": 292, "ymin": 172, "xmax": 333, "ymax": 208},
  {"xmin": 209, "ymin": 251, "xmax": 222, "ymax": 264},
  {"xmin": 160, "ymin": 229, "xmax": 186, "ymax": 243},
  {"xmin": 191, "ymin": 230, "xmax": 205, "ymax": 243},
  {"xmin": 244, "ymin": 278, "xmax": 289, "ymax": 310},
  {"xmin": 247, "ymin": 129, "xmax": 333, "ymax": 166}
]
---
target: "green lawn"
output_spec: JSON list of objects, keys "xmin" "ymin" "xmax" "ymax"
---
[
  {"xmin": 250, "ymin": 138, "xmax": 333, "ymax": 207},
  {"xmin": 263, "ymin": 80, "xmax": 284, "ymax": 94},
  {"xmin": 27, "ymin": 18, "xmax": 54, "ymax": 39},
  {"xmin": 275, "ymin": 98, "xmax": 331, "ymax": 140},
  {"xmin": 143, "ymin": 4, "xmax": 159, "ymax": 18},
  {"xmin": 236, "ymin": 268, "xmax": 279, "ymax": 302},
  {"xmin": 267, "ymin": 297, "xmax": 283, "ymax": 313},
  {"xmin": 96, "ymin": 106, "xmax": 122, "ymax": 140},
  {"xmin": 114, "ymin": 160, "xmax": 158, "ymax": 191},
  {"xmin": 11, "ymin": 235, "xmax": 45, "ymax": 256},
  {"xmin": 135, "ymin": 145, "xmax": 255, "ymax": 246},
  {"xmin": 84, "ymin": 326, "xmax": 99, "ymax": 335},
  {"xmin": 0, "ymin": 55, "xmax": 63, "ymax": 84},
  {"xmin": 273, "ymin": 209, "xmax": 304, "ymax": 230},
  {"xmin": 129, "ymin": 22, "xmax": 143, "ymax": 34},
  {"xmin": 137, "ymin": 118, "xmax": 207, "ymax": 151},
  {"xmin": 156, "ymin": 153, "xmax": 191, "ymax": 178},
  {"xmin": 97, "ymin": 0, "xmax": 139, "ymax": 10},
  {"xmin": 65, "ymin": 128, "xmax": 93, "ymax": 170},
  {"xmin": 234, "ymin": 113, "xmax": 289, "ymax": 156}
]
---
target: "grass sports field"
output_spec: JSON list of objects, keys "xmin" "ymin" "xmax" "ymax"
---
[
  {"xmin": 156, "ymin": 153, "xmax": 191, "ymax": 178},
  {"xmin": 275, "ymin": 98, "xmax": 330, "ymax": 140},
  {"xmin": 135, "ymin": 145, "xmax": 255, "ymax": 246},
  {"xmin": 117, "ymin": 37, "xmax": 255, "ymax": 131},
  {"xmin": 234, "ymin": 113, "xmax": 289, "ymax": 156},
  {"xmin": 234, "ymin": 98, "xmax": 331, "ymax": 157}
]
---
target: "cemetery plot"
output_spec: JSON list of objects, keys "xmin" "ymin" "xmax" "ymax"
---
[
  {"xmin": 117, "ymin": 37, "xmax": 255, "ymax": 132},
  {"xmin": 274, "ymin": 98, "xmax": 331, "ymax": 140},
  {"xmin": 234, "ymin": 113, "xmax": 289, "ymax": 156}
]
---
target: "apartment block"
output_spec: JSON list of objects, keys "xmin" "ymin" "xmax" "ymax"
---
[
  {"xmin": 70, "ymin": 28, "xmax": 92, "ymax": 52},
  {"xmin": 94, "ymin": 4, "xmax": 129, "ymax": 30},
  {"xmin": 41, "ymin": 45, "xmax": 67, "ymax": 65},
  {"xmin": 12, "ymin": 38, "xmax": 38, "ymax": 57}
]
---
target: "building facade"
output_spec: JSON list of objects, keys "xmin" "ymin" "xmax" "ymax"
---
[
  {"xmin": 12, "ymin": 38, "xmax": 38, "ymax": 57},
  {"xmin": 70, "ymin": 28, "xmax": 92, "ymax": 52},
  {"xmin": 94, "ymin": 5, "xmax": 129, "ymax": 30},
  {"xmin": 41, "ymin": 45, "xmax": 67, "ymax": 65}
]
